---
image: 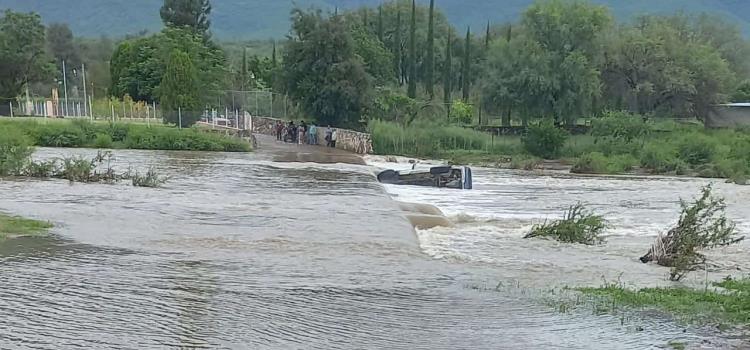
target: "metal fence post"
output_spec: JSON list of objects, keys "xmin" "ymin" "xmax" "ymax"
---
[
  {"xmin": 178, "ymin": 107, "xmax": 182, "ymax": 129},
  {"xmin": 9, "ymin": 101, "xmax": 13, "ymax": 118}
]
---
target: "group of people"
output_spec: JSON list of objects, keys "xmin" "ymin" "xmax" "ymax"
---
[{"xmin": 274, "ymin": 120, "xmax": 337, "ymax": 147}]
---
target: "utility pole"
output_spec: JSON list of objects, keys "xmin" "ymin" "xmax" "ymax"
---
[
  {"xmin": 81, "ymin": 63, "xmax": 88, "ymax": 117},
  {"xmin": 62, "ymin": 60, "xmax": 70, "ymax": 116}
]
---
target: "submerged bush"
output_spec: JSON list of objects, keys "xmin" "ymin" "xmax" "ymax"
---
[
  {"xmin": 640, "ymin": 185, "xmax": 743, "ymax": 281},
  {"xmin": 0, "ymin": 130, "xmax": 33, "ymax": 176},
  {"xmin": 131, "ymin": 168, "xmax": 168, "ymax": 188},
  {"xmin": 522, "ymin": 121, "xmax": 569, "ymax": 159},
  {"xmin": 525, "ymin": 203, "xmax": 607, "ymax": 245}
]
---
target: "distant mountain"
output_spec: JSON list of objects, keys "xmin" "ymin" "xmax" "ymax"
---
[{"xmin": 2, "ymin": 0, "xmax": 750, "ymax": 39}]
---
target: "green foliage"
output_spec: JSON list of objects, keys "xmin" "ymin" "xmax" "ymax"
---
[
  {"xmin": 579, "ymin": 277, "xmax": 750, "ymax": 326},
  {"xmin": 369, "ymin": 119, "xmax": 493, "ymax": 158},
  {"xmin": 461, "ymin": 27, "xmax": 471, "ymax": 101},
  {"xmin": 522, "ymin": 122, "xmax": 569, "ymax": 159},
  {"xmin": 407, "ymin": 0, "xmax": 417, "ymax": 98},
  {"xmin": 451, "ymin": 99, "xmax": 473, "ymax": 124},
  {"xmin": 0, "ymin": 10, "xmax": 54, "ymax": 98},
  {"xmin": 131, "ymin": 168, "xmax": 168, "ymax": 188},
  {"xmin": 0, "ymin": 213, "xmax": 52, "ymax": 239},
  {"xmin": 677, "ymin": 133, "xmax": 718, "ymax": 165},
  {"xmin": 573, "ymin": 152, "xmax": 637, "ymax": 174},
  {"xmin": 510, "ymin": 154, "xmax": 542, "ymax": 170},
  {"xmin": 639, "ymin": 143, "xmax": 684, "ymax": 174},
  {"xmin": 110, "ymin": 27, "xmax": 226, "ymax": 103},
  {"xmin": 524, "ymin": 203, "xmax": 607, "ymax": 245},
  {"xmin": 160, "ymin": 50, "xmax": 201, "ymax": 127},
  {"xmin": 641, "ymin": 185, "xmax": 743, "ymax": 281},
  {"xmin": 93, "ymin": 134, "xmax": 114, "ymax": 149},
  {"xmin": 424, "ymin": 0, "xmax": 435, "ymax": 98},
  {"xmin": 591, "ymin": 111, "xmax": 651, "ymax": 143},
  {"xmin": 349, "ymin": 24, "xmax": 394, "ymax": 84},
  {"xmin": 46, "ymin": 23, "xmax": 80, "ymax": 71},
  {"xmin": 0, "ymin": 119, "xmax": 251, "ymax": 152},
  {"xmin": 160, "ymin": 0, "xmax": 211, "ymax": 35},
  {"xmin": 0, "ymin": 128, "xmax": 32, "ymax": 176},
  {"xmin": 282, "ymin": 9, "xmax": 373, "ymax": 129}
]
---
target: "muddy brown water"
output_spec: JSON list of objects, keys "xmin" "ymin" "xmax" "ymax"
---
[{"xmin": 0, "ymin": 140, "xmax": 746, "ymax": 349}]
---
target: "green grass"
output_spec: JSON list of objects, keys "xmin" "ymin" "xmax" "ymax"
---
[
  {"xmin": 0, "ymin": 118, "xmax": 251, "ymax": 152},
  {"xmin": 0, "ymin": 213, "xmax": 52, "ymax": 239},
  {"xmin": 578, "ymin": 278, "xmax": 750, "ymax": 326}
]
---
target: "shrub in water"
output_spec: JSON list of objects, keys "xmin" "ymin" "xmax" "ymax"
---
[
  {"xmin": 0, "ymin": 130, "xmax": 33, "ymax": 176},
  {"xmin": 131, "ymin": 167, "xmax": 167, "ymax": 188},
  {"xmin": 522, "ymin": 121, "xmax": 569, "ymax": 159},
  {"xmin": 525, "ymin": 203, "xmax": 607, "ymax": 245},
  {"xmin": 640, "ymin": 185, "xmax": 743, "ymax": 281}
]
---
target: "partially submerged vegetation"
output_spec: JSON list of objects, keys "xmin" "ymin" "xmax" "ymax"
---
[
  {"xmin": 640, "ymin": 185, "xmax": 744, "ymax": 281},
  {"xmin": 524, "ymin": 204, "xmax": 607, "ymax": 245},
  {"xmin": 0, "ymin": 119, "xmax": 251, "ymax": 152},
  {"xmin": 579, "ymin": 277, "xmax": 750, "ymax": 327},
  {"xmin": 0, "ymin": 213, "xmax": 52, "ymax": 240},
  {"xmin": 0, "ymin": 132, "xmax": 167, "ymax": 187}
]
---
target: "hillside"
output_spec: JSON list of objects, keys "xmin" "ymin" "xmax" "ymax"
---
[{"xmin": 1, "ymin": 0, "xmax": 750, "ymax": 39}]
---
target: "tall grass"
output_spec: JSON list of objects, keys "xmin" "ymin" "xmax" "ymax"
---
[
  {"xmin": 368, "ymin": 120, "xmax": 519, "ymax": 158},
  {"xmin": 0, "ymin": 119, "xmax": 251, "ymax": 152}
]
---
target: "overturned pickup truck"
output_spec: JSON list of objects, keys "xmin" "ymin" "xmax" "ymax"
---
[{"xmin": 377, "ymin": 165, "xmax": 473, "ymax": 190}]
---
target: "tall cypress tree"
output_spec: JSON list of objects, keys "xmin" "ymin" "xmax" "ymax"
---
[
  {"xmin": 443, "ymin": 33, "xmax": 452, "ymax": 118},
  {"xmin": 424, "ymin": 0, "xmax": 435, "ymax": 99},
  {"xmin": 462, "ymin": 27, "xmax": 471, "ymax": 101},
  {"xmin": 271, "ymin": 41, "xmax": 277, "ymax": 67},
  {"xmin": 240, "ymin": 47, "xmax": 248, "ymax": 90},
  {"xmin": 407, "ymin": 0, "xmax": 417, "ymax": 99},
  {"xmin": 377, "ymin": 5, "xmax": 384, "ymax": 43},
  {"xmin": 160, "ymin": 0, "xmax": 212, "ymax": 35},
  {"xmin": 485, "ymin": 21, "xmax": 491, "ymax": 51},
  {"xmin": 394, "ymin": 9, "xmax": 403, "ymax": 85},
  {"xmin": 161, "ymin": 49, "xmax": 200, "ymax": 127}
]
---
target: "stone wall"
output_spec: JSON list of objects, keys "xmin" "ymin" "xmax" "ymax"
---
[{"xmin": 251, "ymin": 116, "xmax": 373, "ymax": 154}]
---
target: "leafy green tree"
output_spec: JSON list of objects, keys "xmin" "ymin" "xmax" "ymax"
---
[
  {"xmin": 160, "ymin": 0, "xmax": 212, "ymax": 35},
  {"xmin": 516, "ymin": 0, "xmax": 611, "ymax": 123},
  {"xmin": 160, "ymin": 49, "xmax": 201, "ymax": 127},
  {"xmin": 350, "ymin": 24, "xmax": 394, "ymax": 84},
  {"xmin": 601, "ymin": 16, "xmax": 734, "ymax": 118},
  {"xmin": 482, "ymin": 36, "xmax": 553, "ymax": 126},
  {"xmin": 424, "ymin": 0, "xmax": 435, "ymax": 98},
  {"xmin": 394, "ymin": 9, "xmax": 403, "ymax": 85},
  {"xmin": 407, "ymin": 0, "xmax": 417, "ymax": 98},
  {"xmin": 0, "ymin": 10, "xmax": 53, "ymax": 99},
  {"xmin": 281, "ymin": 9, "xmax": 373, "ymax": 129},
  {"xmin": 110, "ymin": 28, "xmax": 226, "ymax": 103},
  {"xmin": 47, "ymin": 23, "xmax": 81, "ymax": 73}
]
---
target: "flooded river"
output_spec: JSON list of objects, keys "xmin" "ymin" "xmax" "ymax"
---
[{"xmin": 0, "ymin": 143, "xmax": 747, "ymax": 349}]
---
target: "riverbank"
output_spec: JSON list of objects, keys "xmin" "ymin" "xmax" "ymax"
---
[
  {"xmin": 0, "ymin": 118, "xmax": 251, "ymax": 152},
  {"xmin": 369, "ymin": 119, "xmax": 750, "ymax": 183},
  {"xmin": 578, "ymin": 278, "xmax": 750, "ymax": 329},
  {"xmin": 0, "ymin": 213, "xmax": 52, "ymax": 240}
]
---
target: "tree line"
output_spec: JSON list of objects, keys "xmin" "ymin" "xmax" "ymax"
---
[{"xmin": 3, "ymin": 0, "xmax": 750, "ymax": 129}]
